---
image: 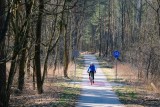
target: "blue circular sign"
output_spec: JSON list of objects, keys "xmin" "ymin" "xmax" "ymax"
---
[{"xmin": 113, "ymin": 50, "xmax": 120, "ymax": 58}]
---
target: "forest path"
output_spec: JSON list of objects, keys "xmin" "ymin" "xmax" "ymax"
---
[{"xmin": 76, "ymin": 54, "xmax": 124, "ymax": 107}]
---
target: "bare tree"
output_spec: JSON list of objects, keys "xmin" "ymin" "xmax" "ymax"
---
[{"xmin": 0, "ymin": 1, "xmax": 6, "ymax": 106}]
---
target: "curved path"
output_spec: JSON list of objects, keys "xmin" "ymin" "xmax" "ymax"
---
[{"xmin": 76, "ymin": 54, "xmax": 124, "ymax": 107}]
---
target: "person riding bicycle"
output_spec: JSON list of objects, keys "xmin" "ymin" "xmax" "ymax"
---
[{"xmin": 87, "ymin": 62, "xmax": 96, "ymax": 83}]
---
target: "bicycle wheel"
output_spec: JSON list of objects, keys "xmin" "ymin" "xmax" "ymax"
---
[{"xmin": 89, "ymin": 75, "xmax": 93, "ymax": 85}]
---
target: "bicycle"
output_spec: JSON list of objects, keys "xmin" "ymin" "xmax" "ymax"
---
[
  {"xmin": 89, "ymin": 72, "xmax": 94, "ymax": 85},
  {"xmin": 87, "ymin": 62, "xmax": 96, "ymax": 85}
]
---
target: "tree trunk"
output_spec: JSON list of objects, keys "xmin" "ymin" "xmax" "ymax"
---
[
  {"xmin": 108, "ymin": 0, "xmax": 114, "ymax": 57},
  {"xmin": 18, "ymin": 0, "xmax": 32, "ymax": 91},
  {"xmin": 0, "ymin": 42, "xmax": 6, "ymax": 107},
  {"xmin": 35, "ymin": 0, "xmax": 44, "ymax": 94},
  {"xmin": 121, "ymin": 0, "xmax": 125, "ymax": 60},
  {"xmin": 6, "ymin": 38, "xmax": 19, "ymax": 107},
  {"xmin": 33, "ymin": 60, "xmax": 36, "ymax": 90},
  {"xmin": 98, "ymin": 0, "xmax": 102, "ymax": 57},
  {"xmin": 0, "ymin": 0, "xmax": 10, "ymax": 43},
  {"xmin": 156, "ymin": 4, "xmax": 160, "ymax": 37},
  {"xmin": 63, "ymin": 13, "xmax": 69, "ymax": 78},
  {"xmin": 64, "ymin": 27, "xmax": 69, "ymax": 78},
  {"xmin": 146, "ymin": 48, "xmax": 152, "ymax": 80},
  {"xmin": 27, "ymin": 56, "xmax": 31, "ymax": 77},
  {"xmin": 0, "ymin": 0, "xmax": 6, "ymax": 106},
  {"xmin": 6, "ymin": 6, "xmax": 22, "ymax": 104},
  {"xmin": 18, "ymin": 46, "xmax": 26, "ymax": 91}
]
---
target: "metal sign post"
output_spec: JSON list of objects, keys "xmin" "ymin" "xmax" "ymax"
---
[
  {"xmin": 74, "ymin": 58, "xmax": 76, "ymax": 84},
  {"xmin": 113, "ymin": 50, "xmax": 120, "ymax": 80},
  {"xmin": 115, "ymin": 58, "xmax": 118, "ymax": 80}
]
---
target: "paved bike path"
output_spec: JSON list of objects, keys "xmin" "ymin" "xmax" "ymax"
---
[{"xmin": 76, "ymin": 55, "xmax": 124, "ymax": 107}]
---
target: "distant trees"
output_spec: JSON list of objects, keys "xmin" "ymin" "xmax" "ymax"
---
[{"xmin": 81, "ymin": 0, "xmax": 160, "ymax": 88}]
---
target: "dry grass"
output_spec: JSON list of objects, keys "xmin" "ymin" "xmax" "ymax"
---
[
  {"xmin": 98, "ymin": 57, "xmax": 160, "ymax": 107},
  {"xmin": 116, "ymin": 63, "xmax": 138, "ymax": 82}
]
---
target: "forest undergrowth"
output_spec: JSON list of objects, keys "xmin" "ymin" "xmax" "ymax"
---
[{"xmin": 9, "ymin": 57, "xmax": 84, "ymax": 107}]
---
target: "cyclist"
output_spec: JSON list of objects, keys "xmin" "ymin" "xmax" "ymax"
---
[{"xmin": 87, "ymin": 62, "xmax": 96, "ymax": 83}]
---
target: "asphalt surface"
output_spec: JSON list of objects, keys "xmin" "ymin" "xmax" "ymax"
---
[{"xmin": 76, "ymin": 54, "xmax": 124, "ymax": 107}]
